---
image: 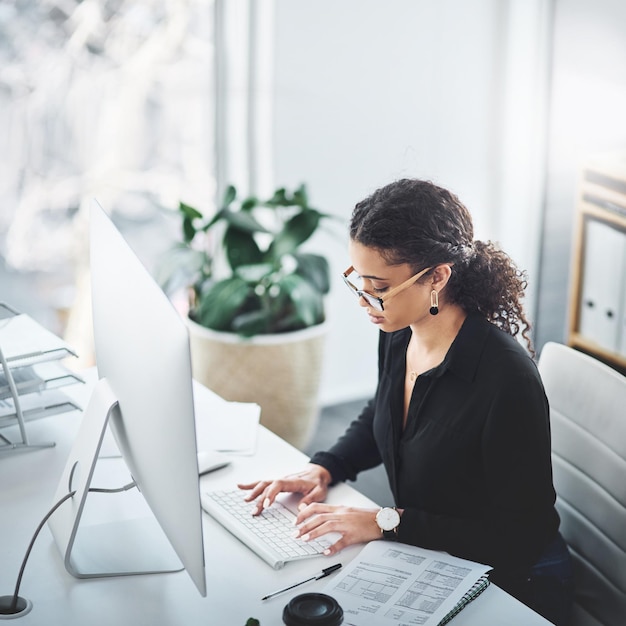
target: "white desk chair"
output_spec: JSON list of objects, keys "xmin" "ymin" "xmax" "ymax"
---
[{"xmin": 538, "ymin": 342, "xmax": 626, "ymax": 626}]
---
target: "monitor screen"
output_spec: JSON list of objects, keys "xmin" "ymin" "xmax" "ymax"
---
[{"xmin": 49, "ymin": 200, "xmax": 206, "ymax": 596}]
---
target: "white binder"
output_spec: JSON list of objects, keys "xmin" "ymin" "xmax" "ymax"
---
[{"xmin": 579, "ymin": 219, "xmax": 626, "ymax": 353}]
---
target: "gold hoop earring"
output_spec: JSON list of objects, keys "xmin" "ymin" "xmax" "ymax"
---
[{"xmin": 429, "ymin": 290, "xmax": 439, "ymax": 316}]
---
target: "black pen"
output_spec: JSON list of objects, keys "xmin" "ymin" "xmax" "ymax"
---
[{"xmin": 261, "ymin": 563, "xmax": 342, "ymax": 600}]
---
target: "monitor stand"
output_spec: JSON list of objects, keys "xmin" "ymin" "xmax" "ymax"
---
[{"xmin": 48, "ymin": 378, "xmax": 183, "ymax": 579}]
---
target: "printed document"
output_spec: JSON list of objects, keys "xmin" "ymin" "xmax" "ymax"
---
[{"xmin": 323, "ymin": 541, "xmax": 491, "ymax": 626}]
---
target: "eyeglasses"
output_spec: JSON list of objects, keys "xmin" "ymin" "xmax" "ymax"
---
[{"xmin": 342, "ymin": 265, "xmax": 432, "ymax": 311}]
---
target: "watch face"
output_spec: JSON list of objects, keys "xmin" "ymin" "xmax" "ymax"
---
[{"xmin": 376, "ymin": 507, "xmax": 400, "ymax": 532}]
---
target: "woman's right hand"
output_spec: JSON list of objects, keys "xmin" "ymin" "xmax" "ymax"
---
[{"xmin": 237, "ymin": 463, "xmax": 332, "ymax": 516}]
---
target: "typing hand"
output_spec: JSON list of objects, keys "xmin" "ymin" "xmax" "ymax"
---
[
  {"xmin": 237, "ymin": 463, "xmax": 332, "ymax": 516},
  {"xmin": 293, "ymin": 503, "xmax": 382, "ymax": 556}
]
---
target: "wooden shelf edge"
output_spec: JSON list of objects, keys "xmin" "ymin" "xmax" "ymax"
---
[{"xmin": 568, "ymin": 333, "xmax": 626, "ymax": 373}]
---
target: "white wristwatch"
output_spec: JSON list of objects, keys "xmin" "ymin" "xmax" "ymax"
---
[{"xmin": 375, "ymin": 507, "xmax": 400, "ymax": 540}]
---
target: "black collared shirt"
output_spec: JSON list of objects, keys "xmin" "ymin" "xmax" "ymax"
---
[{"xmin": 311, "ymin": 313, "xmax": 560, "ymax": 596}]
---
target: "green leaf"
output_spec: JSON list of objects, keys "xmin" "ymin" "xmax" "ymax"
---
[
  {"xmin": 222, "ymin": 208, "xmax": 269, "ymax": 234},
  {"xmin": 221, "ymin": 184, "xmax": 237, "ymax": 208},
  {"xmin": 279, "ymin": 274, "xmax": 324, "ymax": 327},
  {"xmin": 196, "ymin": 277, "xmax": 250, "ymax": 330},
  {"xmin": 265, "ymin": 187, "xmax": 288, "ymax": 207},
  {"xmin": 293, "ymin": 252, "xmax": 330, "ymax": 294},
  {"xmin": 241, "ymin": 196, "xmax": 258, "ymax": 211},
  {"xmin": 245, "ymin": 619, "xmax": 260, "ymax": 626},
  {"xmin": 179, "ymin": 202, "xmax": 203, "ymax": 243},
  {"xmin": 154, "ymin": 245, "xmax": 207, "ymax": 294},
  {"xmin": 223, "ymin": 227, "xmax": 264, "ymax": 270},
  {"xmin": 235, "ymin": 262, "xmax": 274, "ymax": 283},
  {"xmin": 292, "ymin": 183, "xmax": 309, "ymax": 207},
  {"xmin": 178, "ymin": 201, "xmax": 203, "ymax": 220},
  {"xmin": 182, "ymin": 218, "xmax": 194, "ymax": 243},
  {"xmin": 267, "ymin": 210, "xmax": 321, "ymax": 259},
  {"xmin": 232, "ymin": 309, "xmax": 272, "ymax": 336}
]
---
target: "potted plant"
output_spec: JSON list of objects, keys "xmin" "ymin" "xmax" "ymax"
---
[{"xmin": 157, "ymin": 183, "xmax": 332, "ymax": 449}]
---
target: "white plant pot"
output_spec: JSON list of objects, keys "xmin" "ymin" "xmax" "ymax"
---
[{"xmin": 186, "ymin": 318, "xmax": 328, "ymax": 450}]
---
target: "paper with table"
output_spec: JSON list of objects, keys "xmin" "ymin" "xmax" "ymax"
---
[{"xmin": 323, "ymin": 540, "xmax": 491, "ymax": 626}]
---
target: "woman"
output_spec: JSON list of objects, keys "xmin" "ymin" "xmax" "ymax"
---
[{"xmin": 239, "ymin": 179, "xmax": 573, "ymax": 625}]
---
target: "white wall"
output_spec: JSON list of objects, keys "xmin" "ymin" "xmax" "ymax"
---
[
  {"xmin": 269, "ymin": 0, "xmax": 551, "ymax": 405},
  {"xmin": 535, "ymin": 0, "xmax": 626, "ymax": 350},
  {"xmin": 0, "ymin": 0, "xmax": 554, "ymax": 406}
]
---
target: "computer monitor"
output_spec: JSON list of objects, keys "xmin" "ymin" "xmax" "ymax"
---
[{"xmin": 48, "ymin": 200, "xmax": 206, "ymax": 597}]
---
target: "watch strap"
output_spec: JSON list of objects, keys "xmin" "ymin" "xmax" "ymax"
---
[{"xmin": 382, "ymin": 527, "xmax": 398, "ymax": 540}]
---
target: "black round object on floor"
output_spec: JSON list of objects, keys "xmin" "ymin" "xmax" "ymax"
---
[{"xmin": 282, "ymin": 593, "xmax": 343, "ymax": 626}]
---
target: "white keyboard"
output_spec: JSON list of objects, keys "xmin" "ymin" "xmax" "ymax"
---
[{"xmin": 201, "ymin": 489, "xmax": 335, "ymax": 569}]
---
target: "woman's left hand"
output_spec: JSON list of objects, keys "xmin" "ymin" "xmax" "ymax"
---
[{"xmin": 294, "ymin": 503, "xmax": 383, "ymax": 556}]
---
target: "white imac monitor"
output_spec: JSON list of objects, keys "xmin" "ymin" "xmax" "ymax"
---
[{"xmin": 48, "ymin": 200, "xmax": 206, "ymax": 596}]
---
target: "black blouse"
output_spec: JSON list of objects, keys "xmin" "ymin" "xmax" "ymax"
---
[{"xmin": 310, "ymin": 313, "xmax": 560, "ymax": 597}]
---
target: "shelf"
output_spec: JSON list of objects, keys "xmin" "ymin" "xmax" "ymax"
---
[
  {"xmin": 0, "ymin": 361, "xmax": 84, "ymax": 400},
  {"xmin": 568, "ymin": 332, "xmax": 626, "ymax": 375},
  {"xmin": 0, "ymin": 302, "xmax": 84, "ymax": 453},
  {"xmin": 0, "ymin": 388, "xmax": 82, "ymax": 426},
  {"xmin": 568, "ymin": 153, "xmax": 626, "ymax": 373}
]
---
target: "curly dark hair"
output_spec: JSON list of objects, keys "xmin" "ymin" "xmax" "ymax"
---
[{"xmin": 350, "ymin": 178, "xmax": 533, "ymax": 352}]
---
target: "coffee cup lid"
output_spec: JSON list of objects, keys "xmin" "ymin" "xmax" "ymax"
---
[{"xmin": 282, "ymin": 593, "xmax": 343, "ymax": 626}]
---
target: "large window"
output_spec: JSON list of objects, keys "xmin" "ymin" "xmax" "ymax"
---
[{"xmin": 0, "ymin": 0, "xmax": 215, "ymax": 328}]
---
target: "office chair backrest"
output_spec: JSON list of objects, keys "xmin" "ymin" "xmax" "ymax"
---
[{"xmin": 538, "ymin": 342, "xmax": 626, "ymax": 626}]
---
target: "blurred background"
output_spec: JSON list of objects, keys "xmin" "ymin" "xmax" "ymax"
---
[{"xmin": 2, "ymin": 0, "xmax": 626, "ymax": 407}]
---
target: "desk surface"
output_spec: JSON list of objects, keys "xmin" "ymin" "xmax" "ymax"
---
[{"xmin": 0, "ymin": 382, "xmax": 552, "ymax": 626}]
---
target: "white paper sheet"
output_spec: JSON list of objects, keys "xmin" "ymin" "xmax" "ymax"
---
[{"xmin": 192, "ymin": 380, "xmax": 260, "ymax": 454}]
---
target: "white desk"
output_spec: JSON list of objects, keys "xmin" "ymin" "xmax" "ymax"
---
[{"xmin": 0, "ymin": 386, "xmax": 552, "ymax": 626}]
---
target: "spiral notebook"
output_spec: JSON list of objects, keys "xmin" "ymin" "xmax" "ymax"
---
[
  {"xmin": 322, "ymin": 541, "xmax": 491, "ymax": 626},
  {"xmin": 439, "ymin": 574, "xmax": 490, "ymax": 625}
]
